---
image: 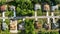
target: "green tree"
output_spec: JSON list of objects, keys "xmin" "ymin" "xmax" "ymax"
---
[
  {"xmin": 41, "ymin": 0, "xmax": 51, "ymax": 4},
  {"xmin": 50, "ymin": 0, "xmax": 60, "ymax": 5},
  {"xmin": 55, "ymin": 0, "xmax": 60, "ymax": 4},
  {"xmin": 1, "ymin": 0, "xmax": 6, "ymax": 4},
  {"xmin": 24, "ymin": 19, "xmax": 35, "ymax": 34}
]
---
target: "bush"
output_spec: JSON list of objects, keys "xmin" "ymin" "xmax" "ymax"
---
[
  {"xmin": 24, "ymin": 19, "xmax": 35, "ymax": 34},
  {"xmin": 38, "ymin": 31, "xmax": 59, "ymax": 34},
  {"xmin": 16, "ymin": 8, "xmax": 34, "ymax": 16}
]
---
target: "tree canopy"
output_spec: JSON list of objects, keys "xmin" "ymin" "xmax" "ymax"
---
[{"xmin": 0, "ymin": 0, "xmax": 60, "ymax": 16}]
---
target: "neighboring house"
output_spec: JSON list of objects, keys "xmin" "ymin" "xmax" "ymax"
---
[
  {"xmin": 18, "ymin": 23, "xmax": 25, "ymax": 30},
  {"xmin": 51, "ymin": 23, "xmax": 59, "ymax": 29},
  {"xmin": 34, "ymin": 3, "xmax": 41, "ymax": 11},
  {"xmin": 43, "ymin": 23, "xmax": 50, "ymax": 30},
  {"xmin": 10, "ymin": 19, "xmax": 18, "ymax": 33},
  {"xmin": 2, "ymin": 23, "xmax": 8, "ymax": 30},
  {"xmin": 51, "ymin": 5, "xmax": 58, "ymax": 11},
  {"xmin": 9, "ymin": 5, "xmax": 16, "ymax": 17},
  {"xmin": 17, "ymin": 21, "xmax": 25, "ymax": 30},
  {"xmin": 43, "ymin": 3, "xmax": 50, "ymax": 11},
  {"xmin": 34, "ymin": 21, "xmax": 42, "ymax": 29},
  {"xmin": 10, "ymin": 20, "xmax": 17, "ymax": 30},
  {"xmin": 0, "ymin": 5, "xmax": 7, "ymax": 11},
  {"xmin": 9, "ymin": 5, "xmax": 15, "ymax": 11}
]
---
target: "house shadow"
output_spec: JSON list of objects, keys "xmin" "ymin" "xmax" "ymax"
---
[
  {"xmin": 57, "ymin": 19, "xmax": 60, "ymax": 28},
  {"xmin": 56, "ymin": 19, "xmax": 60, "ymax": 34}
]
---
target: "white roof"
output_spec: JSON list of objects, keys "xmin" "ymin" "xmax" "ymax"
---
[
  {"xmin": 51, "ymin": 5, "xmax": 58, "ymax": 11},
  {"xmin": 34, "ymin": 3, "xmax": 41, "ymax": 10}
]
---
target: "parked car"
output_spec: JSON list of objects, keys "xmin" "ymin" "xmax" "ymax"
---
[{"xmin": 10, "ymin": 20, "xmax": 17, "ymax": 30}]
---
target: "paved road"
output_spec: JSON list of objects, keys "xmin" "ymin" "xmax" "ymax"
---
[
  {"xmin": 35, "ymin": 11, "xmax": 38, "ymax": 21},
  {"xmin": 0, "ymin": 16, "xmax": 60, "ymax": 19}
]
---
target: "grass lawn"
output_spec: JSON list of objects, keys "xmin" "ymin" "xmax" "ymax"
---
[
  {"xmin": 0, "ymin": 30, "xmax": 10, "ymax": 34},
  {"xmin": 54, "ymin": 10, "xmax": 60, "ymax": 16},
  {"xmin": 37, "ymin": 10, "xmax": 60, "ymax": 16}
]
